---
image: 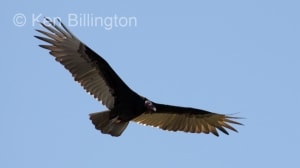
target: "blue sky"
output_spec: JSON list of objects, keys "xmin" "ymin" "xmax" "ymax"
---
[{"xmin": 1, "ymin": 1, "xmax": 300, "ymax": 167}]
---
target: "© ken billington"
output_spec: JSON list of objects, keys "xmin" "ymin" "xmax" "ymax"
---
[{"xmin": 35, "ymin": 18, "xmax": 242, "ymax": 137}]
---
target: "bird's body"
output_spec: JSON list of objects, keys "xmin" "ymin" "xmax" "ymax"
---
[{"xmin": 35, "ymin": 18, "xmax": 242, "ymax": 137}]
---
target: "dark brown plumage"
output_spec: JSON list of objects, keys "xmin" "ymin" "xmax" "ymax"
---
[{"xmin": 35, "ymin": 18, "xmax": 242, "ymax": 137}]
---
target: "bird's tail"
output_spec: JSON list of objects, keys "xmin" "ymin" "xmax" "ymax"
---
[{"xmin": 89, "ymin": 111, "xmax": 129, "ymax": 137}]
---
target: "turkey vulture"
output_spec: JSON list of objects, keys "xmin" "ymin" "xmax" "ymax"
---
[{"xmin": 35, "ymin": 18, "xmax": 242, "ymax": 137}]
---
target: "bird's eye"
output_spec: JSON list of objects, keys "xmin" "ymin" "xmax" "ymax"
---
[{"xmin": 145, "ymin": 100, "xmax": 151, "ymax": 105}]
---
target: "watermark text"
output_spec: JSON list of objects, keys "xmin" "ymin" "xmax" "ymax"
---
[{"xmin": 12, "ymin": 13, "xmax": 138, "ymax": 30}]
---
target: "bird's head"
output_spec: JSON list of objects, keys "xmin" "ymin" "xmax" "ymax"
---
[{"xmin": 144, "ymin": 99, "xmax": 157, "ymax": 112}]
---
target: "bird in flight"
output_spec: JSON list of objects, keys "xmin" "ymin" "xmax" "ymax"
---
[{"xmin": 35, "ymin": 18, "xmax": 242, "ymax": 137}]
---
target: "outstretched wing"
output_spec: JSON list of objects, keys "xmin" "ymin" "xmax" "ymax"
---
[
  {"xmin": 132, "ymin": 103, "xmax": 242, "ymax": 136},
  {"xmin": 35, "ymin": 19, "xmax": 135, "ymax": 109}
]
